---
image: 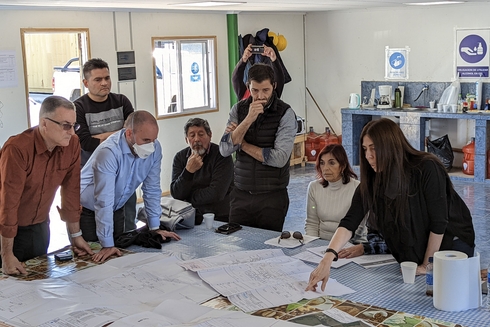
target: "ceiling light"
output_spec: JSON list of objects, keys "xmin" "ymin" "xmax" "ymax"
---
[
  {"xmin": 404, "ymin": 1, "xmax": 465, "ymax": 5},
  {"xmin": 172, "ymin": 1, "xmax": 246, "ymax": 6}
]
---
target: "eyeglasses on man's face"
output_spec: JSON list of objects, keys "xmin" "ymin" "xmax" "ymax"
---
[
  {"xmin": 278, "ymin": 231, "xmax": 304, "ymax": 244},
  {"xmin": 45, "ymin": 117, "xmax": 80, "ymax": 131}
]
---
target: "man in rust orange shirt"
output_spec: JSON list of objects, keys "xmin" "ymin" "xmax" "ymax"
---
[{"xmin": 0, "ymin": 96, "xmax": 93, "ymax": 275}]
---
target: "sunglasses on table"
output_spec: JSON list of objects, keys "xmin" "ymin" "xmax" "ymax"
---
[
  {"xmin": 278, "ymin": 231, "xmax": 304, "ymax": 244},
  {"xmin": 45, "ymin": 117, "xmax": 81, "ymax": 131}
]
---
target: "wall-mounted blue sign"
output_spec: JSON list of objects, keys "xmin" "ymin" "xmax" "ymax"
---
[
  {"xmin": 191, "ymin": 62, "xmax": 199, "ymax": 74},
  {"xmin": 456, "ymin": 29, "xmax": 490, "ymax": 78},
  {"xmin": 385, "ymin": 46, "xmax": 410, "ymax": 80}
]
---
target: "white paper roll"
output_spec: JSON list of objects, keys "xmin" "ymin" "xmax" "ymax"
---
[{"xmin": 433, "ymin": 250, "xmax": 481, "ymax": 311}]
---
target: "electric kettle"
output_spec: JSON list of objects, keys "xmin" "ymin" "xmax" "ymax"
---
[{"xmin": 349, "ymin": 93, "xmax": 360, "ymax": 109}]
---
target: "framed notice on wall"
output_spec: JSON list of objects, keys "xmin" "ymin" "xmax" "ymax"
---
[
  {"xmin": 456, "ymin": 28, "xmax": 490, "ymax": 78},
  {"xmin": 385, "ymin": 46, "xmax": 410, "ymax": 80},
  {"xmin": 118, "ymin": 67, "xmax": 136, "ymax": 81},
  {"xmin": 117, "ymin": 51, "xmax": 135, "ymax": 65}
]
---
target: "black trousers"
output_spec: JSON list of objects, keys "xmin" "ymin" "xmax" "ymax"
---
[
  {"xmin": 79, "ymin": 207, "xmax": 125, "ymax": 243},
  {"xmin": 0, "ymin": 219, "xmax": 50, "ymax": 267},
  {"xmin": 123, "ymin": 192, "xmax": 137, "ymax": 232},
  {"xmin": 229, "ymin": 188, "xmax": 289, "ymax": 232}
]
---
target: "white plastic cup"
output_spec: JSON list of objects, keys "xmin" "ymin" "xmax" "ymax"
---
[
  {"xmin": 443, "ymin": 104, "xmax": 451, "ymax": 113},
  {"xmin": 203, "ymin": 213, "xmax": 215, "ymax": 229},
  {"xmin": 437, "ymin": 104, "xmax": 444, "ymax": 112},
  {"xmin": 400, "ymin": 261, "xmax": 417, "ymax": 283},
  {"xmin": 429, "ymin": 101, "xmax": 435, "ymax": 109},
  {"xmin": 450, "ymin": 104, "xmax": 458, "ymax": 113}
]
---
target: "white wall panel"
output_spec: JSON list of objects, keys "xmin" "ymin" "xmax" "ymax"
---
[{"xmin": 305, "ymin": 3, "xmax": 490, "ymax": 137}]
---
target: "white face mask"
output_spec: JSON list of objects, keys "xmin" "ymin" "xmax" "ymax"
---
[{"xmin": 132, "ymin": 142, "xmax": 155, "ymax": 159}]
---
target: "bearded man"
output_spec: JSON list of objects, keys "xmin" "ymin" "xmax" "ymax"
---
[
  {"xmin": 219, "ymin": 63, "xmax": 297, "ymax": 232},
  {"xmin": 171, "ymin": 118, "xmax": 234, "ymax": 224}
]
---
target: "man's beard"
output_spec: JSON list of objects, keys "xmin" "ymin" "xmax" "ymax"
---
[
  {"xmin": 192, "ymin": 143, "xmax": 206, "ymax": 156},
  {"xmin": 256, "ymin": 92, "xmax": 275, "ymax": 110}
]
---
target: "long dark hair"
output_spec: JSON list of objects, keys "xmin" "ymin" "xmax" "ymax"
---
[
  {"xmin": 359, "ymin": 118, "xmax": 446, "ymax": 228},
  {"xmin": 316, "ymin": 144, "xmax": 357, "ymax": 187}
]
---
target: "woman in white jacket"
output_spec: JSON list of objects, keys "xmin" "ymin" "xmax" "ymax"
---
[{"xmin": 305, "ymin": 144, "xmax": 365, "ymax": 241}]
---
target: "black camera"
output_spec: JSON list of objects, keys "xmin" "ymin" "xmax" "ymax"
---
[{"xmin": 251, "ymin": 45, "xmax": 265, "ymax": 54}]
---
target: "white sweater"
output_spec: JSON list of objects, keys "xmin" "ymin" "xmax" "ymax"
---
[{"xmin": 305, "ymin": 177, "xmax": 361, "ymax": 240}]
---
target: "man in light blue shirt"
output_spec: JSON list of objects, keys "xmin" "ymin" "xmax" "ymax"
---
[{"xmin": 80, "ymin": 111, "xmax": 180, "ymax": 262}]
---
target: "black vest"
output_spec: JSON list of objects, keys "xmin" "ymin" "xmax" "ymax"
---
[{"xmin": 234, "ymin": 95, "xmax": 291, "ymax": 193}]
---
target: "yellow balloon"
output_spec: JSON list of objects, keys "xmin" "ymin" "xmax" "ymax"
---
[{"xmin": 276, "ymin": 34, "xmax": 287, "ymax": 51}]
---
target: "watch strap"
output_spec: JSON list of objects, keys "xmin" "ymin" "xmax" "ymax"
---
[{"xmin": 325, "ymin": 248, "xmax": 339, "ymax": 261}]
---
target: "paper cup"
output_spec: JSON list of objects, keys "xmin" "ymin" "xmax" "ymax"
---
[
  {"xmin": 203, "ymin": 213, "xmax": 215, "ymax": 229},
  {"xmin": 437, "ymin": 104, "xmax": 444, "ymax": 112},
  {"xmin": 400, "ymin": 261, "xmax": 417, "ymax": 283},
  {"xmin": 429, "ymin": 101, "xmax": 435, "ymax": 109},
  {"xmin": 450, "ymin": 104, "xmax": 458, "ymax": 113}
]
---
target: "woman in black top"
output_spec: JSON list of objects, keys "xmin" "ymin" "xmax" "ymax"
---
[{"xmin": 306, "ymin": 118, "xmax": 475, "ymax": 292}]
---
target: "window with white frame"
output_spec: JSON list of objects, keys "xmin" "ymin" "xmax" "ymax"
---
[{"xmin": 152, "ymin": 36, "xmax": 218, "ymax": 118}]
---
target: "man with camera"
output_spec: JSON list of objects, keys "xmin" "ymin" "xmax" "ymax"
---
[
  {"xmin": 220, "ymin": 63, "xmax": 297, "ymax": 232},
  {"xmin": 232, "ymin": 44, "xmax": 285, "ymax": 100}
]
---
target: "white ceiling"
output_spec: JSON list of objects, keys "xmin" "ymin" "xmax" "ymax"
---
[{"xmin": 0, "ymin": 0, "xmax": 488, "ymax": 13}]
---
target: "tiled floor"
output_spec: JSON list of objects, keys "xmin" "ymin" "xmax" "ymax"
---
[{"xmin": 284, "ymin": 163, "xmax": 490, "ymax": 269}]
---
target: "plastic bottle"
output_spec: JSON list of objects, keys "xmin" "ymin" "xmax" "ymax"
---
[
  {"xmin": 476, "ymin": 78, "xmax": 483, "ymax": 109},
  {"xmin": 317, "ymin": 128, "xmax": 329, "ymax": 152},
  {"xmin": 425, "ymin": 257, "xmax": 433, "ymax": 296},
  {"xmin": 318, "ymin": 127, "xmax": 340, "ymax": 151},
  {"xmin": 306, "ymin": 127, "xmax": 319, "ymax": 162},
  {"xmin": 326, "ymin": 129, "xmax": 340, "ymax": 146},
  {"xmin": 462, "ymin": 137, "xmax": 475, "ymax": 175}
]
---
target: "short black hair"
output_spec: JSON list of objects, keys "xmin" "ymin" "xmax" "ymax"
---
[
  {"xmin": 184, "ymin": 118, "xmax": 211, "ymax": 136},
  {"xmin": 247, "ymin": 63, "xmax": 275, "ymax": 86},
  {"xmin": 82, "ymin": 58, "xmax": 109, "ymax": 80}
]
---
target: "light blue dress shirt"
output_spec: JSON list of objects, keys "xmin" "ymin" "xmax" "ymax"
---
[{"xmin": 80, "ymin": 129, "xmax": 162, "ymax": 247}]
